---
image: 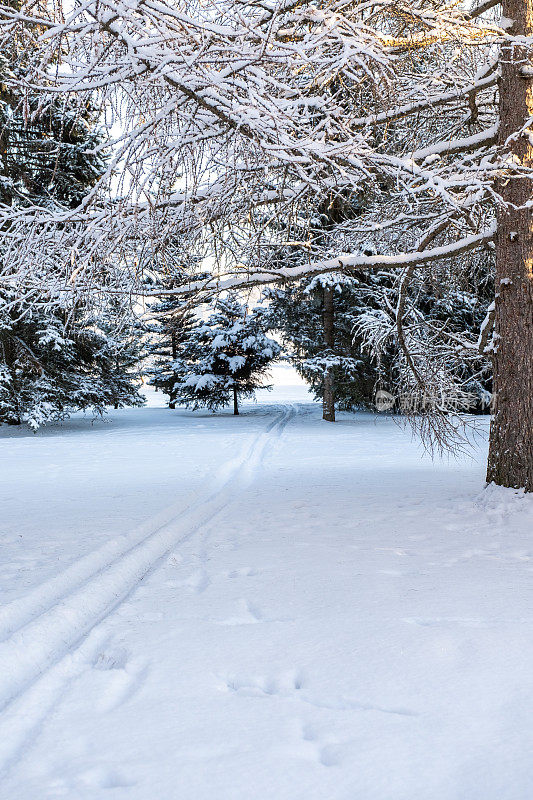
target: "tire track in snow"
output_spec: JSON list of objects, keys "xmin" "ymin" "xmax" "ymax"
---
[{"xmin": 0, "ymin": 404, "xmax": 295, "ymax": 774}]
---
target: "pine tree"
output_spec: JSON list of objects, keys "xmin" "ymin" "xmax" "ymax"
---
[
  {"xmin": 145, "ymin": 268, "xmax": 208, "ymax": 409},
  {"xmin": 0, "ymin": 9, "xmax": 145, "ymax": 428},
  {"xmin": 0, "ymin": 20, "xmax": 104, "ymax": 211},
  {"xmin": 267, "ymin": 259, "xmax": 494, "ymax": 420},
  {"xmin": 173, "ymin": 296, "xmax": 280, "ymax": 415},
  {"xmin": 91, "ymin": 304, "xmax": 146, "ymax": 411},
  {"xmin": 266, "ymin": 273, "xmax": 381, "ymax": 416},
  {"xmin": 0, "ymin": 293, "xmax": 144, "ymax": 429}
]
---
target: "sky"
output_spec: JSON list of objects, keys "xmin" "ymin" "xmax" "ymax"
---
[{"xmin": 269, "ymin": 363, "xmax": 306, "ymax": 386}]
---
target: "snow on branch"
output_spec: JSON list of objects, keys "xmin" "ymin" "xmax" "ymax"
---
[
  {"xmin": 0, "ymin": 0, "xmax": 517, "ymax": 310},
  {"xmin": 173, "ymin": 226, "xmax": 497, "ymax": 296},
  {"xmin": 412, "ymin": 125, "xmax": 499, "ymax": 161},
  {"xmin": 349, "ymin": 70, "xmax": 498, "ymax": 130}
]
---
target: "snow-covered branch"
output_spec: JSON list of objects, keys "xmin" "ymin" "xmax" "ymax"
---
[{"xmin": 173, "ymin": 226, "xmax": 496, "ymax": 296}]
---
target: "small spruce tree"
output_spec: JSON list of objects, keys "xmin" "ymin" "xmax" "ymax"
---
[
  {"xmin": 145, "ymin": 267, "xmax": 209, "ymax": 409},
  {"xmin": 173, "ymin": 296, "xmax": 281, "ymax": 415}
]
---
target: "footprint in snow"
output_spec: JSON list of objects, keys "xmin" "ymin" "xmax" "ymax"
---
[
  {"xmin": 91, "ymin": 647, "xmax": 148, "ymax": 713},
  {"xmin": 185, "ymin": 569, "xmax": 210, "ymax": 593},
  {"xmin": 291, "ymin": 722, "xmax": 343, "ymax": 767},
  {"xmin": 318, "ymin": 744, "xmax": 343, "ymax": 767},
  {"xmin": 217, "ymin": 599, "xmax": 263, "ymax": 626},
  {"xmin": 93, "ymin": 646, "xmax": 129, "ymax": 671},
  {"xmin": 215, "ymin": 598, "xmax": 292, "ymax": 626},
  {"xmin": 225, "ymin": 567, "xmax": 257, "ymax": 579},
  {"xmin": 225, "ymin": 670, "xmax": 416, "ymax": 724},
  {"xmin": 77, "ymin": 766, "xmax": 136, "ymax": 790},
  {"xmin": 224, "ymin": 669, "xmax": 304, "ymax": 697}
]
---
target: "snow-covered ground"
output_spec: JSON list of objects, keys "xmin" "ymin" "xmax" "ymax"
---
[{"xmin": 1, "ymin": 385, "xmax": 532, "ymax": 800}]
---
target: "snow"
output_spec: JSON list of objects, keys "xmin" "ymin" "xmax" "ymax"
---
[
  {"xmin": 184, "ymin": 225, "xmax": 497, "ymax": 294},
  {"xmin": 1, "ymin": 386, "xmax": 533, "ymax": 799},
  {"xmin": 413, "ymin": 124, "xmax": 498, "ymax": 161}
]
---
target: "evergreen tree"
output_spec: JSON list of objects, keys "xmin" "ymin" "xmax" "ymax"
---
[
  {"xmin": 267, "ymin": 258, "xmax": 493, "ymax": 419},
  {"xmin": 172, "ymin": 296, "xmax": 281, "ymax": 415},
  {"xmin": 266, "ymin": 273, "xmax": 382, "ymax": 414},
  {"xmin": 0, "ymin": 293, "xmax": 145, "ymax": 429},
  {"xmin": 91, "ymin": 305, "xmax": 146, "ymax": 411},
  {"xmin": 0, "ymin": 9, "xmax": 145, "ymax": 428},
  {"xmin": 145, "ymin": 267, "xmax": 209, "ymax": 409},
  {"xmin": 0, "ymin": 22, "xmax": 104, "ymax": 211}
]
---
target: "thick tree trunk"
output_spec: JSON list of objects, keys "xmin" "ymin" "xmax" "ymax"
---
[
  {"xmin": 487, "ymin": 0, "xmax": 533, "ymax": 491},
  {"xmin": 233, "ymin": 386, "xmax": 239, "ymax": 415},
  {"xmin": 323, "ymin": 287, "xmax": 335, "ymax": 422}
]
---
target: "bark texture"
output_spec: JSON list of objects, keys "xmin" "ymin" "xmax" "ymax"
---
[
  {"xmin": 233, "ymin": 385, "xmax": 239, "ymax": 415},
  {"xmin": 487, "ymin": 0, "xmax": 533, "ymax": 491},
  {"xmin": 323, "ymin": 287, "xmax": 335, "ymax": 422}
]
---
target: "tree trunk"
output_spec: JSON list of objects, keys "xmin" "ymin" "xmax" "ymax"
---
[
  {"xmin": 487, "ymin": 0, "xmax": 533, "ymax": 491},
  {"xmin": 323, "ymin": 287, "xmax": 335, "ymax": 422},
  {"xmin": 233, "ymin": 386, "xmax": 239, "ymax": 415},
  {"xmin": 169, "ymin": 330, "xmax": 178, "ymax": 408}
]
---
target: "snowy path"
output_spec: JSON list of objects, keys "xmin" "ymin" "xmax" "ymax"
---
[
  {"xmin": 1, "ymin": 389, "xmax": 533, "ymax": 799},
  {"xmin": 0, "ymin": 402, "xmax": 295, "ymax": 774}
]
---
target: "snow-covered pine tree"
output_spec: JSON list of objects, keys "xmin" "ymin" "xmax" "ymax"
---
[
  {"xmin": 91, "ymin": 302, "xmax": 146, "ymax": 412},
  {"xmin": 173, "ymin": 296, "xmax": 281, "ymax": 415},
  {"xmin": 145, "ymin": 266, "xmax": 210, "ymax": 409},
  {"xmin": 267, "ymin": 255, "xmax": 494, "ymax": 423},
  {"xmin": 266, "ymin": 273, "xmax": 381, "ymax": 418},
  {"xmin": 146, "ymin": 300, "xmax": 196, "ymax": 410},
  {"xmin": 0, "ymin": 10, "xmax": 145, "ymax": 428},
  {"xmin": 0, "ymin": 9, "xmax": 104, "ymax": 212},
  {"xmin": 0, "ymin": 293, "xmax": 144, "ymax": 429}
]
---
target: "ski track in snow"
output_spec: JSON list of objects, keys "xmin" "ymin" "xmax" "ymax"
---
[
  {"xmin": 0, "ymin": 403, "xmax": 296, "ymax": 776},
  {"xmin": 0, "ymin": 405, "xmax": 293, "ymax": 642}
]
